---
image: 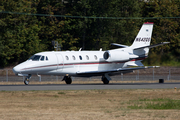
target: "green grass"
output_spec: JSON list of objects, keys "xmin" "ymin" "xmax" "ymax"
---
[
  {"xmin": 58, "ymin": 92, "xmax": 66, "ymax": 94},
  {"xmin": 128, "ymin": 98, "xmax": 180, "ymax": 109}
]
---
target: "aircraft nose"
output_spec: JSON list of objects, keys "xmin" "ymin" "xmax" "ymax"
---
[{"xmin": 12, "ymin": 66, "xmax": 21, "ymax": 75}]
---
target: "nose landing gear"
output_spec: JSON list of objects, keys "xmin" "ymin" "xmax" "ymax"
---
[{"xmin": 24, "ymin": 75, "xmax": 31, "ymax": 85}]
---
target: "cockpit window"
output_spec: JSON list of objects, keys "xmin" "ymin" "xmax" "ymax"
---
[
  {"xmin": 28, "ymin": 55, "xmax": 41, "ymax": 61},
  {"xmin": 32, "ymin": 55, "xmax": 41, "ymax": 61},
  {"xmin": 40, "ymin": 56, "xmax": 45, "ymax": 61},
  {"xmin": 28, "ymin": 55, "xmax": 35, "ymax": 60},
  {"xmin": 28, "ymin": 55, "xmax": 48, "ymax": 61}
]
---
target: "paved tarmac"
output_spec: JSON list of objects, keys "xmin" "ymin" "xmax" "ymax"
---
[{"xmin": 0, "ymin": 83, "xmax": 180, "ymax": 91}]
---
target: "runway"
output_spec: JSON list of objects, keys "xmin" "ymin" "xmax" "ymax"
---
[{"xmin": 0, "ymin": 83, "xmax": 180, "ymax": 91}]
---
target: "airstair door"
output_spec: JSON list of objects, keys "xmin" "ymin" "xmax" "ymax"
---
[{"xmin": 56, "ymin": 54, "xmax": 64, "ymax": 71}]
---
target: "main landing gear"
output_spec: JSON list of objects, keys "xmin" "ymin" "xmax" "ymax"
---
[
  {"xmin": 24, "ymin": 74, "xmax": 31, "ymax": 85},
  {"xmin": 101, "ymin": 76, "xmax": 109, "ymax": 84},
  {"xmin": 101, "ymin": 74, "xmax": 111, "ymax": 84},
  {"xmin": 62, "ymin": 76, "xmax": 72, "ymax": 84},
  {"xmin": 62, "ymin": 74, "xmax": 111, "ymax": 85}
]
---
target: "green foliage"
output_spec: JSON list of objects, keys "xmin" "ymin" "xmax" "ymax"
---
[
  {"xmin": 142, "ymin": 0, "xmax": 180, "ymax": 66},
  {"xmin": 0, "ymin": 0, "xmax": 180, "ymax": 67},
  {"xmin": 0, "ymin": 0, "xmax": 44, "ymax": 67}
]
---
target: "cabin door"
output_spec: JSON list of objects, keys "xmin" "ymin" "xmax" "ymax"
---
[{"xmin": 56, "ymin": 53, "xmax": 64, "ymax": 71}]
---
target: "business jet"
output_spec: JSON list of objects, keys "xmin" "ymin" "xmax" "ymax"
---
[{"xmin": 13, "ymin": 22, "xmax": 169, "ymax": 85}]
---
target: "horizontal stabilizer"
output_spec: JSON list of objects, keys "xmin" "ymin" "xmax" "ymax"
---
[
  {"xmin": 134, "ymin": 42, "xmax": 170, "ymax": 50},
  {"xmin": 111, "ymin": 43, "xmax": 129, "ymax": 48}
]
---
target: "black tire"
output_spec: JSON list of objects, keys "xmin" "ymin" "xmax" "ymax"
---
[
  {"xmin": 103, "ymin": 79, "xmax": 109, "ymax": 84},
  {"xmin": 24, "ymin": 78, "xmax": 29, "ymax": 85},
  {"xmin": 102, "ymin": 76, "xmax": 109, "ymax": 84},
  {"xmin": 65, "ymin": 77, "xmax": 72, "ymax": 84}
]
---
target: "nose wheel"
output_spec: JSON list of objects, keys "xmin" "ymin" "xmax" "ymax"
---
[
  {"xmin": 24, "ymin": 75, "xmax": 31, "ymax": 85},
  {"xmin": 24, "ymin": 78, "xmax": 29, "ymax": 85}
]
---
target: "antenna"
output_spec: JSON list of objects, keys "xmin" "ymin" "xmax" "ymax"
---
[{"xmin": 79, "ymin": 48, "xmax": 82, "ymax": 51}]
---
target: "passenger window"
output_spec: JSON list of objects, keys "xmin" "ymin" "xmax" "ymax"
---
[
  {"xmin": 86, "ymin": 55, "xmax": 89, "ymax": 60},
  {"xmin": 65, "ymin": 56, "xmax": 69, "ymax": 60},
  {"xmin": 46, "ymin": 56, "xmax": 48, "ymax": 60},
  {"xmin": 40, "ymin": 56, "xmax": 44, "ymax": 61},
  {"xmin": 94, "ymin": 55, "xmax": 97, "ymax": 60},
  {"xmin": 72, "ymin": 56, "xmax": 76, "ymax": 60},
  {"xmin": 79, "ymin": 56, "xmax": 82, "ymax": 60}
]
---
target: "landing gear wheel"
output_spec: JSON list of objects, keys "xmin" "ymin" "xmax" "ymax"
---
[
  {"xmin": 24, "ymin": 78, "xmax": 29, "ymax": 85},
  {"xmin": 65, "ymin": 79, "xmax": 72, "ymax": 84},
  {"xmin": 103, "ymin": 79, "xmax": 109, "ymax": 84},
  {"xmin": 64, "ymin": 76, "xmax": 72, "ymax": 84},
  {"xmin": 102, "ymin": 76, "xmax": 109, "ymax": 84}
]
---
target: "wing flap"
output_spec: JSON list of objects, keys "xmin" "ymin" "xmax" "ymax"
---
[
  {"xmin": 117, "ymin": 66, "xmax": 159, "ymax": 71},
  {"xmin": 76, "ymin": 69, "xmax": 118, "ymax": 75},
  {"xmin": 76, "ymin": 66, "xmax": 159, "ymax": 75}
]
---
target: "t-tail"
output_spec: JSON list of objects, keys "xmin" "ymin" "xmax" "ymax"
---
[
  {"xmin": 130, "ymin": 22, "xmax": 154, "ymax": 57},
  {"xmin": 108, "ymin": 22, "xmax": 169, "ymax": 67},
  {"xmin": 130, "ymin": 22, "xmax": 169, "ymax": 57}
]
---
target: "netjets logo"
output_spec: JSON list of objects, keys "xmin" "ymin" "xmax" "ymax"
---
[{"xmin": 135, "ymin": 38, "xmax": 151, "ymax": 42}]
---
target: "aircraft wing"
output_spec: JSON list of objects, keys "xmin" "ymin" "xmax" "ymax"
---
[
  {"xmin": 117, "ymin": 66, "xmax": 159, "ymax": 71},
  {"xmin": 76, "ymin": 69, "xmax": 118, "ymax": 76},
  {"xmin": 76, "ymin": 66, "xmax": 159, "ymax": 75}
]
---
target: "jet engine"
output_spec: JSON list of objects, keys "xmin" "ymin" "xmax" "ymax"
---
[{"xmin": 103, "ymin": 50, "xmax": 129, "ymax": 62}]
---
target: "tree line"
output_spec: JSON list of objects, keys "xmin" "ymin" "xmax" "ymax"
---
[{"xmin": 0, "ymin": 0, "xmax": 180, "ymax": 67}]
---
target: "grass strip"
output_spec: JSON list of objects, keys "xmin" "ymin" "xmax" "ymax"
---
[{"xmin": 128, "ymin": 98, "xmax": 180, "ymax": 109}]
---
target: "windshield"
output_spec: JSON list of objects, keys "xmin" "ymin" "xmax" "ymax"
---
[
  {"xmin": 28, "ymin": 55, "xmax": 41, "ymax": 61},
  {"xmin": 28, "ymin": 55, "xmax": 48, "ymax": 61},
  {"xmin": 28, "ymin": 55, "xmax": 35, "ymax": 60}
]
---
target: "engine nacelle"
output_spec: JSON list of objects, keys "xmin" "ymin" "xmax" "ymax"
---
[{"xmin": 103, "ymin": 50, "xmax": 129, "ymax": 62}]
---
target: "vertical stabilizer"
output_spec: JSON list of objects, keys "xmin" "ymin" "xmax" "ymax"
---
[
  {"xmin": 131, "ymin": 22, "xmax": 153, "ymax": 49},
  {"xmin": 130, "ymin": 22, "xmax": 154, "ymax": 56}
]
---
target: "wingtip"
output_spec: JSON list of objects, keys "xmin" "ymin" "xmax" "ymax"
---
[{"xmin": 162, "ymin": 42, "xmax": 170, "ymax": 44}]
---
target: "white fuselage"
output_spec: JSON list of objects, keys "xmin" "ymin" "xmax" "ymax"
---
[
  {"xmin": 13, "ymin": 50, "xmax": 132, "ymax": 77},
  {"xmin": 13, "ymin": 22, "xmax": 157, "ymax": 79}
]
